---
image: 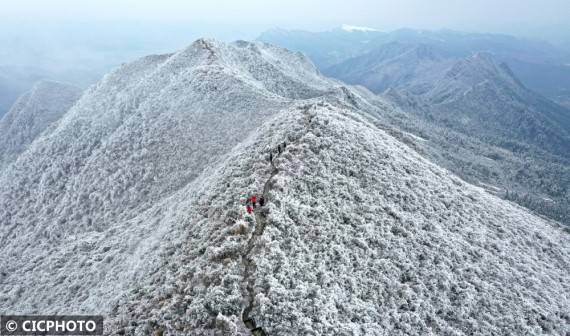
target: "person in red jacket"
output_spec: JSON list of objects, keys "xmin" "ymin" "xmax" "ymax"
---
[
  {"xmin": 250, "ymin": 195, "xmax": 257, "ymax": 208},
  {"xmin": 246, "ymin": 205, "xmax": 253, "ymax": 214}
]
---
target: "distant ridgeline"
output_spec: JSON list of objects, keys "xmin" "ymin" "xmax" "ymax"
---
[{"xmin": 259, "ymin": 27, "xmax": 570, "ymax": 225}]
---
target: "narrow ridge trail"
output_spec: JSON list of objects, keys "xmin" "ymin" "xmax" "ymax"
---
[
  {"xmin": 241, "ymin": 158, "xmax": 278, "ymax": 332},
  {"xmin": 240, "ymin": 105, "xmax": 316, "ymax": 335}
]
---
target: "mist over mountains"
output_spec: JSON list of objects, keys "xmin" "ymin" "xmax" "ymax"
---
[
  {"xmin": 0, "ymin": 22, "xmax": 209, "ymax": 118},
  {"xmin": 260, "ymin": 26, "xmax": 570, "ymax": 224},
  {"xmin": 332, "ymin": 46, "xmax": 570, "ymax": 155},
  {"xmin": 259, "ymin": 27, "xmax": 570, "ymax": 105}
]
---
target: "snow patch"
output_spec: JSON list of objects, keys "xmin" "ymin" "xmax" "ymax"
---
[{"xmin": 341, "ymin": 24, "xmax": 380, "ymax": 33}]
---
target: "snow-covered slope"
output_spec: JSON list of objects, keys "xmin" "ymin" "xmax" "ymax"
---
[
  {"xmin": 251, "ymin": 105, "xmax": 568, "ymax": 335},
  {"xmin": 107, "ymin": 102, "xmax": 569, "ymax": 335},
  {"xmin": 0, "ymin": 80, "xmax": 81, "ymax": 167},
  {"xmin": 0, "ymin": 39, "xmax": 568, "ymax": 336},
  {"xmin": 341, "ymin": 24, "xmax": 381, "ymax": 32},
  {"xmin": 331, "ymin": 46, "xmax": 570, "ymax": 224},
  {"xmin": 430, "ymin": 52, "xmax": 523, "ymax": 97},
  {"xmin": 0, "ymin": 38, "xmax": 337, "ymax": 315}
]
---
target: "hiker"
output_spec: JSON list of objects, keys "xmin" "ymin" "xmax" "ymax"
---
[
  {"xmin": 259, "ymin": 196, "xmax": 265, "ymax": 207},
  {"xmin": 246, "ymin": 205, "xmax": 253, "ymax": 214},
  {"xmin": 283, "ymin": 141, "xmax": 286, "ymax": 149},
  {"xmin": 277, "ymin": 144, "xmax": 282, "ymax": 154},
  {"xmin": 251, "ymin": 195, "xmax": 257, "ymax": 208},
  {"xmin": 269, "ymin": 152, "xmax": 273, "ymax": 162}
]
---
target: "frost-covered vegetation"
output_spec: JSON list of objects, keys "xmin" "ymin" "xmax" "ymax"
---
[
  {"xmin": 374, "ymin": 52, "xmax": 570, "ymax": 224},
  {"xmin": 263, "ymin": 29, "xmax": 570, "ymax": 224},
  {"xmin": 0, "ymin": 39, "xmax": 568, "ymax": 335},
  {"xmin": 329, "ymin": 48, "xmax": 570, "ymax": 224},
  {"xmin": 0, "ymin": 80, "xmax": 81, "ymax": 168},
  {"xmin": 0, "ymin": 38, "xmax": 336, "ymax": 315},
  {"xmin": 247, "ymin": 104, "xmax": 569, "ymax": 335},
  {"xmin": 106, "ymin": 101, "xmax": 569, "ymax": 335}
]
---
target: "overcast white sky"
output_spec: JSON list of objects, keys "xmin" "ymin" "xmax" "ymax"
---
[
  {"xmin": 1, "ymin": 0, "xmax": 569, "ymax": 84},
  {"xmin": 2, "ymin": 0, "xmax": 569, "ymax": 35}
]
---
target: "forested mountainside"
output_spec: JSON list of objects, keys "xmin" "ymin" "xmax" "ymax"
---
[
  {"xmin": 0, "ymin": 80, "xmax": 81, "ymax": 168},
  {"xmin": 276, "ymin": 34, "xmax": 570, "ymax": 224},
  {"xmin": 324, "ymin": 42, "xmax": 456, "ymax": 94},
  {"xmin": 378, "ymin": 52, "xmax": 570, "ymax": 223},
  {"xmin": 328, "ymin": 45, "xmax": 570, "ymax": 156},
  {"xmin": 0, "ymin": 39, "xmax": 568, "ymax": 335},
  {"xmin": 0, "ymin": 38, "xmax": 337, "ymax": 316}
]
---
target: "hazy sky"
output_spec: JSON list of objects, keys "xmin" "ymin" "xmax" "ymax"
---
[
  {"xmin": 1, "ymin": 0, "xmax": 569, "ymax": 89},
  {"xmin": 2, "ymin": 0, "xmax": 569, "ymax": 36}
]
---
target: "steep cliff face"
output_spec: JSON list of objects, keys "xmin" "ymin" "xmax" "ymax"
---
[{"xmin": 0, "ymin": 40, "xmax": 568, "ymax": 336}]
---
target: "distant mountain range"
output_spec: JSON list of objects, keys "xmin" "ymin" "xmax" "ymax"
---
[
  {"xmin": 260, "ymin": 27, "xmax": 570, "ymax": 224},
  {"xmin": 338, "ymin": 48, "xmax": 570, "ymax": 156},
  {"xmin": 325, "ymin": 42, "xmax": 456, "ymax": 94},
  {"xmin": 259, "ymin": 27, "xmax": 570, "ymax": 105},
  {"xmin": 0, "ymin": 38, "xmax": 568, "ymax": 335}
]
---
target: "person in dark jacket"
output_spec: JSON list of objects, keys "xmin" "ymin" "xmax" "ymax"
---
[
  {"xmin": 269, "ymin": 152, "xmax": 273, "ymax": 162},
  {"xmin": 277, "ymin": 144, "xmax": 282, "ymax": 154},
  {"xmin": 259, "ymin": 196, "xmax": 265, "ymax": 207}
]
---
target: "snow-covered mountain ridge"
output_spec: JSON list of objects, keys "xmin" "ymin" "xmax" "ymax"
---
[
  {"xmin": 108, "ymin": 100, "xmax": 568, "ymax": 335},
  {"xmin": 0, "ymin": 38, "xmax": 344, "ymax": 317},
  {"xmin": 0, "ymin": 39, "xmax": 568, "ymax": 336}
]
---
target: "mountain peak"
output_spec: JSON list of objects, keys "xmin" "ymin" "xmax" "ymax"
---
[
  {"xmin": 467, "ymin": 51, "xmax": 506, "ymax": 71},
  {"xmin": 191, "ymin": 37, "xmax": 221, "ymax": 53}
]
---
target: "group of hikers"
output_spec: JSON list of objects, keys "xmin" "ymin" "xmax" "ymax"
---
[
  {"xmin": 268, "ymin": 141, "xmax": 286, "ymax": 163},
  {"xmin": 245, "ymin": 194, "xmax": 264, "ymax": 214},
  {"xmin": 245, "ymin": 141, "xmax": 287, "ymax": 215},
  {"xmin": 242, "ymin": 142, "xmax": 287, "ymax": 336}
]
